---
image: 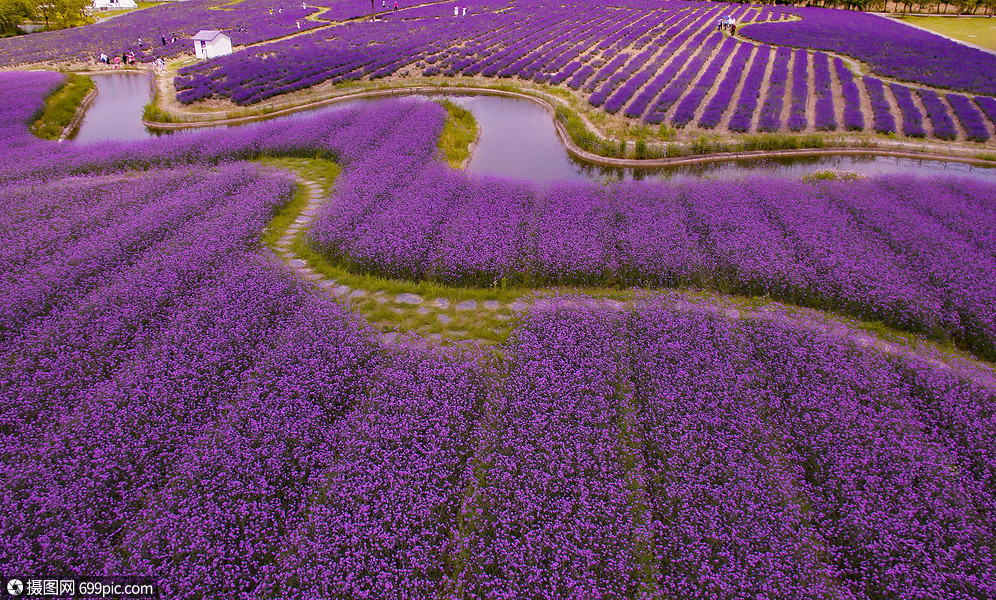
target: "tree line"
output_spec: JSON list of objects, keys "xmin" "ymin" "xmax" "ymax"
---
[
  {"xmin": 1, "ymin": 0, "xmax": 92, "ymax": 36},
  {"xmin": 759, "ymin": 0, "xmax": 995, "ymax": 15}
]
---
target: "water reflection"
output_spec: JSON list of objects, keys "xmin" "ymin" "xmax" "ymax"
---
[{"xmin": 70, "ymin": 74, "xmax": 996, "ymax": 183}]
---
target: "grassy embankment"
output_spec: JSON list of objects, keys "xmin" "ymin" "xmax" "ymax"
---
[
  {"xmin": 438, "ymin": 100, "xmax": 477, "ymax": 168},
  {"xmin": 31, "ymin": 73, "xmax": 96, "ymax": 140},
  {"xmin": 894, "ymin": 15, "xmax": 996, "ymax": 51}
]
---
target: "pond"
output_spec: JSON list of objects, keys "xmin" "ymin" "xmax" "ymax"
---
[{"xmin": 71, "ymin": 72, "xmax": 996, "ymax": 183}]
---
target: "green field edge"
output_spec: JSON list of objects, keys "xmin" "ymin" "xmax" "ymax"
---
[
  {"xmin": 31, "ymin": 72, "xmax": 95, "ymax": 140},
  {"xmin": 890, "ymin": 15, "xmax": 996, "ymax": 52}
]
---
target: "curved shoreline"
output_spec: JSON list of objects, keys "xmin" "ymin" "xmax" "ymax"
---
[{"xmin": 143, "ymin": 84, "xmax": 996, "ymax": 169}]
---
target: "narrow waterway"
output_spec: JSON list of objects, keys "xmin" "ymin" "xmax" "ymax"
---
[{"xmin": 70, "ymin": 72, "xmax": 996, "ymax": 183}]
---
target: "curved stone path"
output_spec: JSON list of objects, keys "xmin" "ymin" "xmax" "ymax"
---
[
  {"xmin": 268, "ymin": 172, "xmax": 995, "ymax": 388},
  {"xmin": 271, "ymin": 174, "xmax": 530, "ymax": 345}
]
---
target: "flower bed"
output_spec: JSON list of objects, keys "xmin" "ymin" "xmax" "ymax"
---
[
  {"xmin": 863, "ymin": 76, "xmax": 896, "ymax": 134},
  {"xmin": 2, "ymin": 68, "xmax": 995, "ymax": 600}
]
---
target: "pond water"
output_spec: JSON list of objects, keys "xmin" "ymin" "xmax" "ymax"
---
[
  {"xmin": 71, "ymin": 72, "xmax": 159, "ymax": 143},
  {"xmin": 71, "ymin": 73, "xmax": 996, "ymax": 183}
]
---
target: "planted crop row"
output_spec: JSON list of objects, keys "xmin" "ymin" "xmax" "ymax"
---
[
  {"xmin": 835, "ymin": 56, "xmax": 864, "ymax": 131},
  {"xmin": 863, "ymin": 76, "xmax": 896, "ymax": 134},
  {"xmin": 727, "ymin": 44, "xmax": 770, "ymax": 132},
  {"xmin": 786, "ymin": 49, "xmax": 808, "ymax": 131},
  {"xmin": 757, "ymin": 46, "xmax": 790, "ymax": 132}
]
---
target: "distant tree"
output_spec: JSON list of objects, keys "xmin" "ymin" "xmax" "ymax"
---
[
  {"xmin": 0, "ymin": 0, "xmax": 34, "ymax": 34},
  {"xmin": 956, "ymin": 0, "xmax": 985, "ymax": 12},
  {"xmin": 34, "ymin": 0, "xmax": 88, "ymax": 27}
]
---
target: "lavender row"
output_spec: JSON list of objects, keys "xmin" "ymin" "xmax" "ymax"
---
[
  {"xmin": 976, "ymin": 95, "xmax": 996, "ymax": 130},
  {"xmin": 603, "ymin": 10, "xmax": 701, "ymax": 113},
  {"xmin": 696, "ymin": 41, "xmax": 752, "ymax": 129},
  {"xmin": 455, "ymin": 305, "xmax": 646, "ymax": 596},
  {"xmin": 786, "ymin": 49, "xmax": 808, "ymax": 131},
  {"xmin": 813, "ymin": 51, "xmax": 836, "ymax": 131},
  {"xmin": 0, "ymin": 170, "xmax": 257, "ymax": 338},
  {"xmin": 916, "ymin": 88, "xmax": 957, "ymax": 141},
  {"xmin": 834, "ymin": 56, "xmax": 864, "ymax": 131},
  {"xmin": 890, "ymin": 83, "xmax": 927, "ymax": 138},
  {"xmin": 624, "ymin": 7, "xmax": 727, "ymax": 119},
  {"xmin": 863, "ymin": 76, "xmax": 896, "ymax": 134},
  {"xmin": 671, "ymin": 37, "xmax": 738, "ymax": 128},
  {"xmin": 757, "ymin": 46, "xmax": 790, "ymax": 132},
  {"xmin": 727, "ymin": 45, "xmax": 770, "ymax": 133},
  {"xmin": 946, "ymin": 93, "xmax": 991, "ymax": 143},
  {"xmin": 643, "ymin": 30, "xmax": 724, "ymax": 124}
]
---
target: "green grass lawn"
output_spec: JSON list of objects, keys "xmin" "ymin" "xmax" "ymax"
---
[{"xmin": 894, "ymin": 16, "xmax": 996, "ymax": 51}]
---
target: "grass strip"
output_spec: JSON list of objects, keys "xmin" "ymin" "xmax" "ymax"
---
[
  {"xmin": 31, "ymin": 73, "xmax": 96, "ymax": 140},
  {"xmin": 437, "ymin": 100, "xmax": 478, "ymax": 168}
]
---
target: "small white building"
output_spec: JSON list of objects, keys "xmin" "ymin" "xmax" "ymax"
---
[
  {"xmin": 192, "ymin": 30, "xmax": 232, "ymax": 60},
  {"xmin": 91, "ymin": 0, "xmax": 139, "ymax": 10}
]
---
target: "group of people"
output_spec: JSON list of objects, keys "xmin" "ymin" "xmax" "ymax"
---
[
  {"xmin": 717, "ymin": 16, "xmax": 737, "ymax": 35},
  {"xmin": 98, "ymin": 51, "xmax": 135, "ymax": 67},
  {"xmin": 136, "ymin": 35, "xmax": 176, "ymax": 47},
  {"xmin": 96, "ymin": 52, "xmax": 168, "ymax": 69},
  {"xmin": 96, "ymin": 31, "xmax": 176, "ymax": 69}
]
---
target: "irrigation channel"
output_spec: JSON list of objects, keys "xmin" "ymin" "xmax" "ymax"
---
[{"xmin": 73, "ymin": 72, "xmax": 996, "ymax": 182}]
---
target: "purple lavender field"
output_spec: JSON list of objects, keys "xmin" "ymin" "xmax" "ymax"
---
[
  {"xmin": 6, "ymin": 0, "xmax": 996, "ymax": 144},
  {"xmin": 2, "ymin": 50, "xmax": 996, "ymax": 600}
]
